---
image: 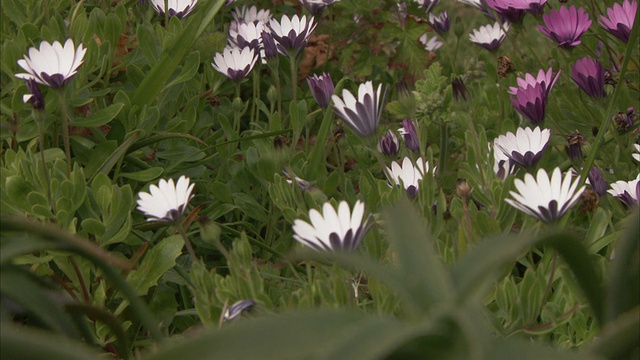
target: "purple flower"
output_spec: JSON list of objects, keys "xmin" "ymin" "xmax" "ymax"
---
[
  {"xmin": 486, "ymin": 0, "xmax": 527, "ymax": 23},
  {"xmin": 307, "ymin": 72, "xmax": 334, "ymax": 109},
  {"xmin": 23, "ymin": 79, "xmax": 45, "ymax": 110},
  {"xmin": 599, "ymin": 0, "xmax": 637, "ymax": 43},
  {"xmin": 260, "ymin": 30, "xmax": 279, "ymax": 60},
  {"xmin": 223, "ymin": 299, "xmax": 254, "ymax": 322},
  {"xmin": 399, "ymin": 119, "xmax": 420, "ymax": 153},
  {"xmin": 508, "ymin": 68, "xmax": 560, "ymax": 124},
  {"xmin": 537, "ymin": 5, "xmax": 592, "ymax": 48},
  {"xmin": 299, "ymin": 0, "xmax": 340, "ymax": 17},
  {"xmin": 588, "ymin": 167, "xmax": 608, "ymax": 197},
  {"xmin": 428, "ymin": 11, "xmax": 450, "ymax": 35},
  {"xmin": 378, "ymin": 130, "xmax": 400, "ymax": 156},
  {"xmin": 571, "ymin": 57, "xmax": 606, "ymax": 98},
  {"xmin": 269, "ymin": 14, "xmax": 317, "ymax": 57}
]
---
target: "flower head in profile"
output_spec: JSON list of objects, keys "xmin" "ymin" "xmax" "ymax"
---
[
  {"xmin": 332, "ymin": 81, "xmax": 387, "ymax": 137},
  {"xmin": 269, "ymin": 14, "xmax": 317, "ymax": 57},
  {"xmin": 231, "ymin": 5, "xmax": 271, "ymax": 26},
  {"xmin": 508, "ymin": 68, "xmax": 560, "ymax": 124},
  {"xmin": 485, "ymin": 0, "xmax": 527, "ymax": 23},
  {"xmin": 385, "ymin": 157, "xmax": 432, "ymax": 198},
  {"xmin": 15, "ymin": 39, "xmax": 87, "ymax": 88},
  {"xmin": 229, "ymin": 21, "xmax": 265, "ymax": 51},
  {"xmin": 419, "ymin": 33, "xmax": 444, "ymax": 51},
  {"xmin": 428, "ymin": 11, "xmax": 450, "ymax": 35},
  {"xmin": 469, "ymin": 22, "xmax": 510, "ymax": 51},
  {"xmin": 571, "ymin": 57, "xmax": 606, "ymax": 98},
  {"xmin": 299, "ymin": 0, "xmax": 340, "ymax": 16},
  {"xmin": 494, "ymin": 126, "xmax": 551, "ymax": 168},
  {"xmin": 608, "ymin": 175, "xmax": 640, "ymax": 206},
  {"xmin": 307, "ymin": 72, "xmax": 334, "ymax": 109},
  {"xmin": 212, "ymin": 46, "xmax": 258, "ymax": 80},
  {"xmin": 490, "ymin": 140, "xmax": 515, "ymax": 180},
  {"xmin": 292, "ymin": 200, "xmax": 373, "ymax": 252},
  {"xmin": 537, "ymin": 5, "xmax": 592, "ymax": 48},
  {"xmin": 505, "ymin": 167, "xmax": 585, "ymax": 222},
  {"xmin": 399, "ymin": 119, "xmax": 420, "ymax": 152},
  {"xmin": 137, "ymin": 176, "xmax": 195, "ymax": 222},
  {"xmin": 599, "ymin": 0, "xmax": 637, "ymax": 43},
  {"xmin": 223, "ymin": 299, "xmax": 254, "ymax": 322},
  {"xmin": 378, "ymin": 130, "xmax": 400, "ymax": 156},
  {"xmin": 150, "ymin": 0, "xmax": 198, "ymax": 19}
]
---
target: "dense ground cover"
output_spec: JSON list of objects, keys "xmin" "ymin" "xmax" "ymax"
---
[{"xmin": 1, "ymin": 0, "xmax": 638, "ymax": 359}]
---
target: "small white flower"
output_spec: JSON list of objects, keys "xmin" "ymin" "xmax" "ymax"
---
[
  {"xmin": 385, "ymin": 157, "xmax": 432, "ymax": 198},
  {"xmin": 292, "ymin": 200, "xmax": 372, "ymax": 252},
  {"xmin": 490, "ymin": 140, "xmax": 513, "ymax": 180},
  {"xmin": 212, "ymin": 46, "xmax": 258, "ymax": 80},
  {"xmin": 231, "ymin": 5, "xmax": 271, "ymax": 25},
  {"xmin": 15, "ymin": 39, "xmax": 87, "ymax": 88},
  {"xmin": 457, "ymin": 0, "xmax": 483, "ymax": 9},
  {"xmin": 419, "ymin": 33, "xmax": 444, "ymax": 51},
  {"xmin": 633, "ymin": 143, "xmax": 640, "ymax": 162},
  {"xmin": 137, "ymin": 176, "xmax": 195, "ymax": 222},
  {"xmin": 150, "ymin": 0, "xmax": 198, "ymax": 19},
  {"xmin": 608, "ymin": 174, "xmax": 640, "ymax": 206},
  {"xmin": 494, "ymin": 127, "xmax": 550, "ymax": 168},
  {"xmin": 469, "ymin": 22, "xmax": 510, "ymax": 51},
  {"xmin": 505, "ymin": 168, "xmax": 585, "ymax": 222},
  {"xmin": 229, "ymin": 21, "xmax": 265, "ymax": 51},
  {"xmin": 269, "ymin": 14, "xmax": 317, "ymax": 56},
  {"xmin": 332, "ymin": 81, "xmax": 387, "ymax": 137}
]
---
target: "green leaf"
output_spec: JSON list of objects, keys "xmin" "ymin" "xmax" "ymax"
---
[
  {"xmin": 485, "ymin": 336, "xmax": 603, "ymax": 360},
  {"xmin": 166, "ymin": 51, "xmax": 200, "ymax": 88},
  {"xmin": 126, "ymin": 235, "xmax": 184, "ymax": 297},
  {"xmin": 119, "ymin": 167, "xmax": 164, "ymax": 181},
  {"xmin": 70, "ymin": 103, "xmax": 124, "ymax": 127},
  {"xmin": 0, "ymin": 322, "xmax": 103, "ymax": 360}
]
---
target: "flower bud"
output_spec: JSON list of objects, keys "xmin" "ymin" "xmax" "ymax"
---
[
  {"xmin": 399, "ymin": 119, "xmax": 420, "ymax": 153},
  {"xmin": 565, "ymin": 131, "xmax": 585, "ymax": 162},
  {"xmin": 377, "ymin": 130, "xmax": 400, "ymax": 156}
]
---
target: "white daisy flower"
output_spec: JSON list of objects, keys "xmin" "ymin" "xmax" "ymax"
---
[
  {"xmin": 505, "ymin": 167, "xmax": 585, "ymax": 222},
  {"xmin": 633, "ymin": 143, "xmax": 640, "ymax": 162},
  {"xmin": 222, "ymin": 299, "xmax": 254, "ymax": 322},
  {"xmin": 332, "ymin": 81, "xmax": 387, "ymax": 137},
  {"xmin": 608, "ymin": 174, "xmax": 640, "ymax": 206},
  {"xmin": 229, "ymin": 21, "xmax": 265, "ymax": 51},
  {"xmin": 419, "ymin": 33, "xmax": 444, "ymax": 51},
  {"xmin": 494, "ymin": 126, "xmax": 551, "ymax": 168},
  {"xmin": 150, "ymin": 0, "xmax": 198, "ymax": 19},
  {"xmin": 15, "ymin": 39, "xmax": 87, "ymax": 88},
  {"xmin": 385, "ymin": 157, "xmax": 432, "ymax": 198},
  {"xmin": 269, "ymin": 14, "xmax": 317, "ymax": 57},
  {"xmin": 137, "ymin": 176, "xmax": 195, "ymax": 222},
  {"xmin": 212, "ymin": 46, "xmax": 258, "ymax": 80},
  {"xmin": 231, "ymin": 5, "xmax": 271, "ymax": 26},
  {"xmin": 292, "ymin": 200, "xmax": 373, "ymax": 252},
  {"xmin": 469, "ymin": 22, "xmax": 510, "ymax": 51},
  {"xmin": 490, "ymin": 140, "xmax": 514, "ymax": 180}
]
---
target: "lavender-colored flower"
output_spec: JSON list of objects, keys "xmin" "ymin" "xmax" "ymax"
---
[
  {"xmin": 378, "ymin": 130, "xmax": 400, "ymax": 156},
  {"xmin": 419, "ymin": 33, "xmax": 444, "ymax": 51},
  {"xmin": 469, "ymin": 22, "xmax": 510, "ymax": 51},
  {"xmin": 588, "ymin": 167, "xmax": 608, "ymax": 197},
  {"xmin": 428, "ymin": 11, "xmax": 450, "ymax": 35},
  {"xmin": 571, "ymin": 57, "xmax": 606, "ymax": 98},
  {"xmin": 494, "ymin": 126, "xmax": 550, "ymax": 168},
  {"xmin": 486, "ymin": 0, "xmax": 527, "ymax": 23},
  {"xmin": 599, "ymin": 0, "xmax": 637, "ymax": 43},
  {"xmin": 299, "ymin": 0, "xmax": 340, "ymax": 17},
  {"xmin": 608, "ymin": 175, "xmax": 640, "ymax": 206},
  {"xmin": 399, "ymin": 119, "xmax": 420, "ymax": 153},
  {"xmin": 23, "ymin": 79, "xmax": 45, "ymax": 110},
  {"xmin": 150, "ymin": 0, "xmax": 198, "ymax": 19},
  {"xmin": 514, "ymin": 0, "xmax": 547, "ymax": 15},
  {"xmin": 508, "ymin": 67, "xmax": 560, "ymax": 124},
  {"xmin": 307, "ymin": 72, "xmax": 334, "ymax": 109},
  {"xmin": 452, "ymin": 77, "xmax": 469, "ymax": 102},
  {"xmin": 269, "ymin": 14, "xmax": 317, "ymax": 57},
  {"xmin": 614, "ymin": 107, "xmax": 636, "ymax": 133},
  {"xmin": 211, "ymin": 46, "xmax": 258, "ymax": 80},
  {"xmin": 331, "ymin": 81, "xmax": 387, "ymax": 137},
  {"xmin": 15, "ymin": 39, "xmax": 87, "ymax": 88},
  {"xmin": 565, "ymin": 131, "xmax": 585, "ymax": 162},
  {"xmin": 537, "ymin": 5, "xmax": 592, "ymax": 48},
  {"xmin": 260, "ymin": 31, "xmax": 279, "ymax": 60}
]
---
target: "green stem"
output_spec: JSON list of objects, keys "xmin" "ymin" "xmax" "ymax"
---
[
  {"xmin": 34, "ymin": 109, "xmax": 52, "ymax": 209},
  {"xmin": 289, "ymin": 54, "xmax": 298, "ymax": 105},
  {"xmin": 438, "ymin": 121, "xmax": 448, "ymax": 181},
  {"xmin": 176, "ymin": 223, "xmax": 198, "ymax": 262},
  {"xmin": 58, "ymin": 90, "xmax": 72, "ymax": 176}
]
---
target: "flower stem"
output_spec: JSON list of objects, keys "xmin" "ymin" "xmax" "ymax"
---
[
  {"xmin": 57, "ymin": 90, "xmax": 72, "ymax": 176},
  {"xmin": 176, "ymin": 223, "xmax": 198, "ymax": 262},
  {"xmin": 438, "ymin": 120, "xmax": 448, "ymax": 180},
  {"xmin": 34, "ymin": 109, "xmax": 53, "ymax": 209}
]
